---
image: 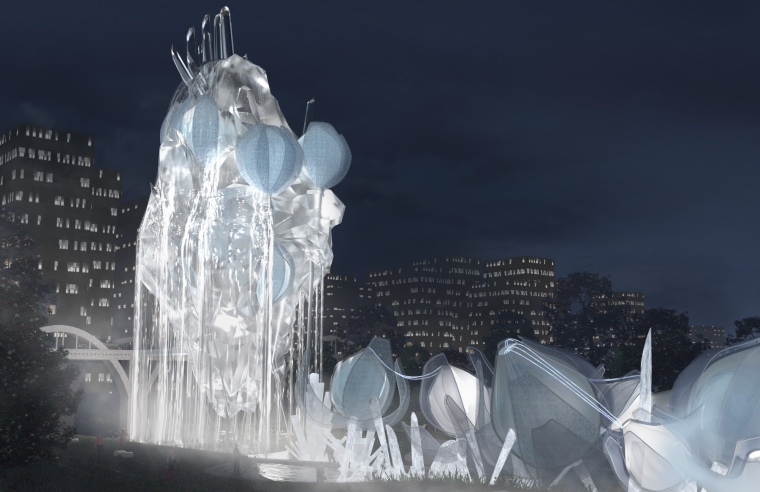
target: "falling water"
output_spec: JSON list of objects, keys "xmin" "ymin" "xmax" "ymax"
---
[{"xmin": 128, "ymin": 7, "xmax": 349, "ymax": 454}]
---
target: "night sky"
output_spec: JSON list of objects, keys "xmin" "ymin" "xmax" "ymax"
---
[{"xmin": 2, "ymin": 1, "xmax": 758, "ymax": 331}]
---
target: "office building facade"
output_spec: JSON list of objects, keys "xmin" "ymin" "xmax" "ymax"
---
[
  {"xmin": 0, "ymin": 123, "xmax": 121, "ymax": 342},
  {"xmin": 324, "ymin": 274, "xmax": 374, "ymax": 334},
  {"xmin": 323, "ymin": 274, "xmax": 374, "ymax": 358},
  {"xmin": 466, "ymin": 256, "xmax": 556, "ymax": 345},
  {"xmin": 367, "ymin": 256, "xmax": 481, "ymax": 352},
  {"xmin": 595, "ymin": 291, "xmax": 646, "ymax": 318},
  {"xmin": 1, "ymin": 122, "xmax": 124, "ymax": 430}
]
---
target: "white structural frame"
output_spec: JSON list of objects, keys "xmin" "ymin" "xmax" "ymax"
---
[{"xmin": 42, "ymin": 325, "xmax": 131, "ymax": 429}]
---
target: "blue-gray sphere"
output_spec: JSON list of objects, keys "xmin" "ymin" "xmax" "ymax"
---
[
  {"xmin": 236, "ymin": 124, "xmax": 303, "ymax": 195},
  {"xmin": 299, "ymin": 122, "xmax": 352, "ymax": 189},
  {"xmin": 187, "ymin": 95, "xmax": 220, "ymax": 166}
]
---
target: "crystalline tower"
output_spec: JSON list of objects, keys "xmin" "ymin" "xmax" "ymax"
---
[{"xmin": 129, "ymin": 8, "xmax": 350, "ymax": 451}]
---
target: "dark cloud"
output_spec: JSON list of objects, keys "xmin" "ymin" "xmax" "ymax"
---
[{"xmin": 1, "ymin": 0, "xmax": 758, "ymax": 330}]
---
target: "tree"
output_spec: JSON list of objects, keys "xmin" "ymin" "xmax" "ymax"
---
[
  {"xmin": 440, "ymin": 349, "xmax": 473, "ymax": 372},
  {"xmin": 398, "ymin": 344, "xmax": 431, "ymax": 376},
  {"xmin": 608, "ymin": 345, "xmax": 626, "ymax": 378},
  {"xmin": 545, "ymin": 271, "xmax": 629, "ymax": 367},
  {"xmin": 0, "ymin": 211, "xmax": 81, "ymax": 470},
  {"xmin": 617, "ymin": 308, "xmax": 705, "ymax": 391},
  {"xmin": 547, "ymin": 273, "xmax": 704, "ymax": 388},
  {"xmin": 482, "ymin": 310, "xmax": 535, "ymax": 366},
  {"xmin": 337, "ymin": 305, "xmax": 403, "ymax": 358},
  {"xmin": 726, "ymin": 316, "xmax": 760, "ymax": 345}
]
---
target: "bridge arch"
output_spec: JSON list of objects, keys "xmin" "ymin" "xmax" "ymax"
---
[{"xmin": 42, "ymin": 325, "xmax": 131, "ymax": 430}]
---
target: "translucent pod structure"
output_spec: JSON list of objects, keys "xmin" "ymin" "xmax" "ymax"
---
[
  {"xmin": 419, "ymin": 352, "xmax": 491, "ymax": 437},
  {"xmin": 633, "ymin": 338, "xmax": 760, "ymax": 491},
  {"xmin": 297, "ymin": 337, "xmax": 410, "ymax": 431},
  {"xmin": 672, "ymin": 338, "xmax": 760, "ymax": 466},
  {"xmin": 608, "ymin": 338, "xmax": 760, "ymax": 492},
  {"xmin": 491, "ymin": 339, "xmax": 602, "ymax": 473},
  {"xmin": 129, "ymin": 9, "xmax": 347, "ymax": 452}
]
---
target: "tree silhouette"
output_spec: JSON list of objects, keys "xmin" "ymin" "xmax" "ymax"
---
[
  {"xmin": 726, "ymin": 316, "xmax": 760, "ymax": 345},
  {"xmin": 0, "ymin": 211, "xmax": 81, "ymax": 470},
  {"xmin": 482, "ymin": 310, "xmax": 535, "ymax": 367},
  {"xmin": 617, "ymin": 308, "xmax": 706, "ymax": 391},
  {"xmin": 337, "ymin": 305, "xmax": 403, "ymax": 358},
  {"xmin": 545, "ymin": 271, "xmax": 628, "ymax": 367},
  {"xmin": 398, "ymin": 344, "xmax": 431, "ymax": 376}
]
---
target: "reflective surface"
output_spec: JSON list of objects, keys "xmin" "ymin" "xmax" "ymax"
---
[{"xmin": 130, "ymin": 13, "xmax": 346, "ymax": 452}]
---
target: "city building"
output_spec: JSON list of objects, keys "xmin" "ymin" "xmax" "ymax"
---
[
  {"xmin": 609, "ymin": 291, "xmax": 646, "ymax": 315},
  {"xmin": 0, "ymin": 123, "xmax": 121, "ymax": 342},
  {"xmin": 324, "ymin": 274, "xmax": 374, "ymax": 334},
  {"xmin": 690, "ymin": 325, "xmax": 725, "ymax": 348},
  {"xmin": 596, "ymin": 291, "xmax": 646, "ymax": 318},
  {"xmin": 0, "ymin": 123, "xmax": 123, "ymax": 430},
  {"xmin": 367, "ymin": 256, "xmax": 481, "ymax": 352},
  {"xmin": 112, "ymin": 195, "xmax": 150, "ymax": 343},
  {"xmin": 466, "ymin": 256, "xmax": 556, "ymax": 345},
  {"xmin": 323, "ymin": 274, "xmax": 374, "ymax": 358}
]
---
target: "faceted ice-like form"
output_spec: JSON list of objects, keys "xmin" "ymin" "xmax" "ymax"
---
[
  {"xmin": 130, "ymin": 51, "xmax": 346, "ymax": 449},
  {"xmin": 639, "ymin": 330, "xmax": 652, "ymax": 423},
  {"xmin": 490, "ymin": 428, "xmax": 516, "ymax": 485},
  {"xmin": 160, "ymin": 86, "xmax": 194, "ymax": 143},
  {"xmin": 492, "ymin": 339, "xmax": 601, "ymax": 471},
  {"xmin": 299, "ymin": 122, "xmax": 351, "ymax": 188},
  {"xmin": 237, "ymin": 123, "xmax": 303, "ymax": 194}
]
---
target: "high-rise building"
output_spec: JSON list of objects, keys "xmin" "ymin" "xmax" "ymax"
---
[
  {"xmin": 690, "ymin": 325, "xmax": 725, "ymax": 348},
  {"xmin": 112, "ymin": 195, "xmax": 150, "ymax": 343},
  {"xmin": 323, "ymin": 274, "xmax": 374, "ymax": 358},
  {"xmin": 0, "ymin": 123, "xmax": 122, "ymax": 342},
  {"xmin": 466, "ymin": 256, "xmax": 555, "ymax": 345},
  {"xmin": 324, "ymin": 274, "xmax": 374, "ymax": 334},
  {"xmin": 595, "ymin": 291, "xmax": 646, "ymax": 318},
  {"xmin": 1, "ymin": 123, "xmax": 123, "ymax": 433},
  {"xmin": 367, "ymin": 256, "xmax": 481, "ymax": 352}
]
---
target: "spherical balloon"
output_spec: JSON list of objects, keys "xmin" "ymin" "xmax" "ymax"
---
[
  {"xmin": 187, "ymin": 95, "xmax": 220, "ymax": 166},
  {"xmin": 299, "ymin": 121, "xmax": 352, "ymax": 188},
  {"xmin": 236, "ymin": 124, "xmax": 303, "ymax": 194}
]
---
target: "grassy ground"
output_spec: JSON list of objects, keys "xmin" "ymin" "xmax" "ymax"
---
[
  {"xmin": 0, "ymin": 436, "xmax": 266, "ymax": 492},
  {"xmin": 0, "ymin": 435, "xmax": 549, "ymax": 492}
]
